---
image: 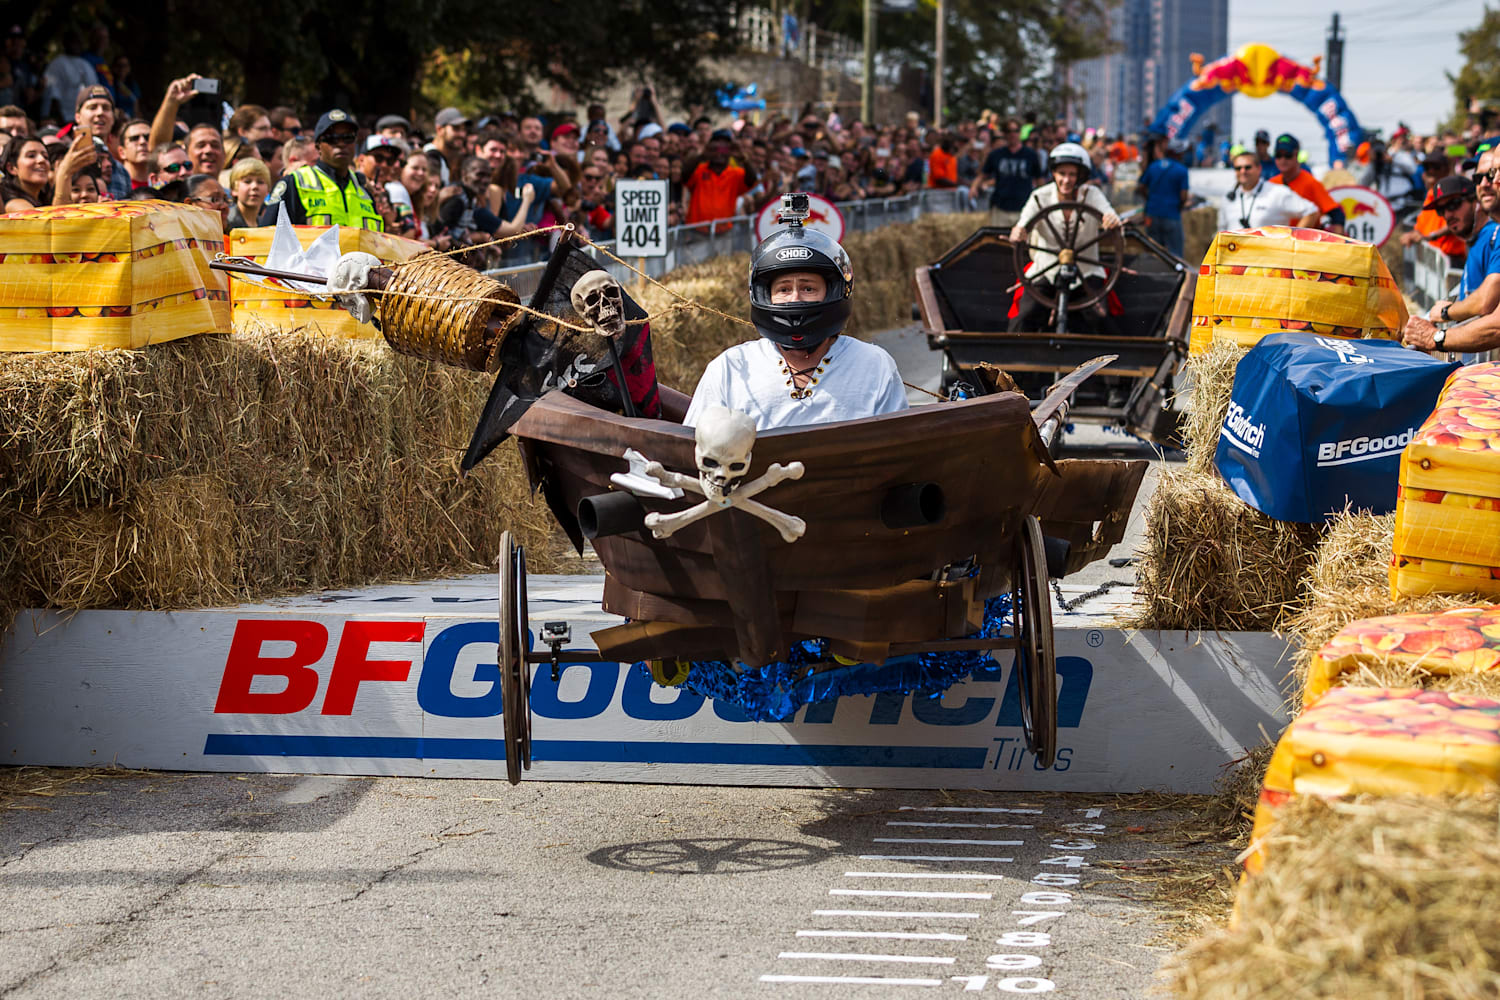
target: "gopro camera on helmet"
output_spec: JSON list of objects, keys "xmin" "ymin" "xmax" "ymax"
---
[{"xmin": 780, "ymin": 191, "xmax": 811, "ymax": 226}]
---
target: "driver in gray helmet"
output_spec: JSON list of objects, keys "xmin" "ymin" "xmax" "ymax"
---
[{"xmin": 1008, "ymin": 141, "xmax": 1122, "ymax": 334}]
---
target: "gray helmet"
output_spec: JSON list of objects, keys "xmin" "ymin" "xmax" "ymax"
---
[{"xmin": 747, "ymin": 221, "xmax": 854, "ymax": 350}]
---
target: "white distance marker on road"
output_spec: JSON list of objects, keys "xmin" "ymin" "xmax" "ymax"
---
[
  {"xmin": 844, "ymin": 872, "xmax": 1007, "ymax": 880},
  {"xmin": 760, "ymin": 976, "xmax": 943, "ymax": 986},
  {"xmin": 830, "ymin": 889, "xmax": 993, "ymax": 899},
  {"xmin": 887, "ymin": 821, "xmax": 1035, "ymax": 829},
  {"xmin": 796, "ymin": 931, "xmax": 969, "ymax": 941},
  {"xmin": 813, "ymin": 910, "xmax": 982, "ymax": 919},
  {"xmin": 874, "ymin": 838, "xmax": 1024, "ymax": 846},
  {"xmin": 859, "ymin": 855, "xmax": 1014, "ymax": 863},
  {"xmin": 778, "ymin": 953, "xmax": 957, "ymax": 964},
  {"xmin": 899, "ymin": 806, "xmax": 1043, "ymax": 814}
]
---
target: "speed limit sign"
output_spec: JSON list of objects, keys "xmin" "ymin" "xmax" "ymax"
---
[
  {"xmin": 1325, "ymin": 185, "xmax": 1395, "ymax": 247},
  {"xmin": 614, "ymin": 179, "xmax": 669, "ymax": 257}
]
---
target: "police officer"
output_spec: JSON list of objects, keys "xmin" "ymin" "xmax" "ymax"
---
[{"xmin": 260, "ymin": 109, "xmax": 383, "ymax": 230}]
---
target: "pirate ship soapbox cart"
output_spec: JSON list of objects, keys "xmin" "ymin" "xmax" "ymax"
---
[
  {"xmin": 915, "ymin": 209, "xmax": 1194, "ymax": 445},
  {"xmin": 213, "ymin": 227, "xmax": 1148, "ymax": 786}
]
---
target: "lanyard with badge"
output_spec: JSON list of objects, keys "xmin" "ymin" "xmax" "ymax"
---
[{"xmin": 1236, "ymin": 181, "xmax": 1264, "ymax": 228}]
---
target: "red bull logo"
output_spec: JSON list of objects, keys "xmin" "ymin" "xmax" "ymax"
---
[{"xmin": 1189, "ymin": 43, "xmax": 1324, "ymax": 99}]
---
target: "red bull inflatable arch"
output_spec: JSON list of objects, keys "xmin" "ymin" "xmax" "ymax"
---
[{"xmin": 1148, "ymin": 43, "xmax": 1364, "ymax": 163}]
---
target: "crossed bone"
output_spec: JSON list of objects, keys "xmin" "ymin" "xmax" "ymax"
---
[{"xmin": 642, "ymin": 460, "xmax": 807, "ymax": 543}]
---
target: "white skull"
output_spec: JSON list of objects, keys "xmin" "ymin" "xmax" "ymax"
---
[
  {"xmin": 694, "ymin": 407, "xmax": 756, "ymax": 504},
  {"xmin": 570, "ymin": 270, "xmax": 627, "ymax": 339}
]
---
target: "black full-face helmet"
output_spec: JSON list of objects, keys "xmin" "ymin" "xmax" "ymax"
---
[{"xmin": 748, "ymin": 220, "xmax": 854, "ymax": 351}]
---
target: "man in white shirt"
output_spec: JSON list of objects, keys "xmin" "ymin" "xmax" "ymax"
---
[
  {"xmin": 1009, "ymin": 141, "xmax": 1122, "ymax": 333},
  {"xmin": 685, "ymin": 206, "xmax": 908, "ymax": 430},
  {"xmin": 1219, "ymin": 150, "xmax": 1319, "ymax": 231}
]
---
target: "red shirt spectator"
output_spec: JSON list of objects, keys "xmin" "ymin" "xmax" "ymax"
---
[{"xmin": 928, "ymin": 140, "xmax": 958, "ymax": 189}]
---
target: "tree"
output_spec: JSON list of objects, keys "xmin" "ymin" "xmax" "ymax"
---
[
  {"xmin": 4, "ymin": 0, "xmax": 739, "ymax": 121},
  {"xmin": 809, "ymin": 0, "xmax": 1117, "ymax": 123},
  {"xmin": 1448, "ymin": 7, "xmax": 1500, "ymax": 134}
]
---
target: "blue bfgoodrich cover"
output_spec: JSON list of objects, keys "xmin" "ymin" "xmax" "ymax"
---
[{"xmin": 1215, "ymin": 334, "xmax": 1459, "ymax": 523}]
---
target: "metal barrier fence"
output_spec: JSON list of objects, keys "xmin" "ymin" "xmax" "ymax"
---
[
  {"xmin": 484, "ymin": 188, "xmax": 974, "ymax": 301},
  {"xmin": 1404, "ymin": 239, "xmax": 1462, "ymax": 315},
  {"xmin": 1401, "ymin": 237, "xmax": 1498, "ymax": 364}
]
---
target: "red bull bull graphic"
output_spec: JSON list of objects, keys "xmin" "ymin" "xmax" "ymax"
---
[
  {"xmin": 1151, "ymin": 43, "xmax": 1363, "ymax": 163},
  {"xmin": 1325, "ymin": 185, "xmax": 1396, "ymax": 246},
  {"xmin": 755, "ymin": 193, "xmax": 846, "ymax": 243}
]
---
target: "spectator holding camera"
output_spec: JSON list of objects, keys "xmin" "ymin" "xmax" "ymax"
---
[
  {"xmin": 682, "ymin": 128, "xmax": 756, "ymax": 228},
  {"xmin": 73, "ymin": 84, "xmax": 129, "ymax": 198}
]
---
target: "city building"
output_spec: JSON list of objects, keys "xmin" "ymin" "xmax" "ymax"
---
[{"xmin": 1071, "ymin": 0, "xmax": 1230, "ymax": 145}]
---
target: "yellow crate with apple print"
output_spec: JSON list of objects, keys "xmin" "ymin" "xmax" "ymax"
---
[
  {"xmin": 1189, "ymin": 225, "xmax": 1407, "ymax": 356},
  {"xmin": 1392, "ymin": 363, "xmax": 1500, "ymax": 598},
  {"xmin": 227, "ymin": 225, "xmax": 427, "ymax": 339},
  {"xmin": 1305, "ymin": 606, "xmax": 1500, "ymax": 703},
  {"xmin": 0, "ymin": 200, "xmax": 230, "ymax": 351},
  {"xmin": 1244, "ymin": 685, "xmax": 1500, "ymax": 874}
]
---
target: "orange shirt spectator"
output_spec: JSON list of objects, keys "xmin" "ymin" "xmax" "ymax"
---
[
  {"xmin": 928, "ymin": 142, "xmax": 958, "ymax": 189},
  {"xmin": 1412, "ymin": 186, "xmax": 1469, "ymax": 261},
  {"xmin": 685, "ymin": 161, "xmax": 750, "ymax": 226},
  {"xmin": 1108, "ymin": 139, "xmax": 1138, "ymax": 163},
  {"xmin": 1270, "ymin": 167, "xmax": 1339, "ymax": 217}
]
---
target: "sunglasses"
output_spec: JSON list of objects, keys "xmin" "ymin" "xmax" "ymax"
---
[
  {"xmin": 160, "ymin": 161, "xmax": 190, "ymax": 175},
  {"xmin": 1476, "ymin": 169, "xmax": 1498, "ymax": 183},
  {"xmin": 189, "ymin": 194, "xmax": 229, "ymax": 207},
  {"xmin": 323, "ymin": 132, "xmax": 358, "ymax": 145},
  {"xmin": 583, "ymin": 173, "xmax": 604, "ymax": 181},
  {"xmin": 1233, "ymin": 164, "xmax": 1258, "ymax": 171},
  {"xmin": 1274, "ymin": 152, "xmax": 1297, "ymax": 160}
]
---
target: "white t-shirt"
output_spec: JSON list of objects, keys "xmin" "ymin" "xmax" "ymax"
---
[
  {"xmin": 684, "ymin": 336, "xmax": 909, "ymax": 431},
  {"xmin": 1218, "ymin": 179, "xmax": 1318, "ymax": 231},
  {"xmin": 1017, "ymin": 182, "xmax": 1117, "ymax": 280}
]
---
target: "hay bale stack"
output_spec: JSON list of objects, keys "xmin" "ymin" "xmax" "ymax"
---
[
  {"xmin": 1283, "ymin": 509, "xmax": 1490, "ymax": 706},
  {"xmin": 1162, "ymin": 794, "xmax": 1500, "ymax": 1000},
  {"xmin": 0, "ymin": 329, "xmax": 578, "ymax": 623},
  {"xmin": 1126, "ymin": 467, "xmax": 1321, "ymax": 632},
  {"xmin": 639, "ymin": 213, "xmax": 984, "ymax": 392},
  {"xmin": 1181, "ymin": 204, "xmax": 1218, "ymax": 269},
  {"xmin": 1180, "ymin": 340, "xmax": 1246, "ymax": 475}
]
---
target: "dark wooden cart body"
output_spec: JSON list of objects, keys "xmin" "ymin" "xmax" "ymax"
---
[
  {"xmin": 511, "ymin": 383, "xmax": 1146, "ymax": 670},
  {"xmin": 914, "ymin": 225, "xmax": 1195, "ymax": 443}
]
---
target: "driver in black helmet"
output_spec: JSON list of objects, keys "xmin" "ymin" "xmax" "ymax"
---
[
  {"xmin": 1008, "ymin": 141, "xmax": 1122, "ymax": 335},
  {"xmin": 684, "ymin": 193, "xmax": 908, "ymax": 430}
]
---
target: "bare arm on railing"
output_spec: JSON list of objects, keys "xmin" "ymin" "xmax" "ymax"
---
[{"xmin": 1427, "ymin": 273, "xmax": 1500, "ymax": 325}]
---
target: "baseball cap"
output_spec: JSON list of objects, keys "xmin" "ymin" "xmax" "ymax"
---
[
  {"xmin": 75, "ymin": 85, "xmax": 113, "ymax": 110},
  {"xmin": 434, "ymin": 107, "xmax": 470, "ymax": 129},
  {"xmin": 1432, "ymin": 175, "xmax": 1477, "ymax": 208},
  {"xmin": 812, "ymin": 148, "xmax": 829, "ymax": 160},
  {"xmin": 375, "ymin": 114, "xmax": 411, "ymax": 132},
  {"xmin": 551, "ymin": 122, "xmax": 579, "ymax": 140},
  {"xmin": 790, "ymin": 146, "xmax": 809, "ymax": 158},
  {"xmin": 313, "ymin": 109, "xmax": 357, "ymax": 142},
  {"xmin": 1254, "ymin": 129, "xmax": 1270, "ymax": 143},
  {"xmin": 364, "ymin": 134, "xmax": 407, "ymax": 154},
  {"xmin": 710, "ymin": 128, "xmax": 734, "ymax": 143},
  {"xmin": 667, "ymin": 122, "xmax": 692, "ymax": 135},
  {"xmin": 1273, "ymin": 133, "xmax": 1300, "ymax": 156},
  {"xmin": 636, "ymin": 122, "xmax": 663, "ymax": 140}
]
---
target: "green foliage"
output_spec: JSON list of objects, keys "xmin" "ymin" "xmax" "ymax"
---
[
  {"xmin": 6, "ymin": 0, "xmax": 737, "ymax": 121},
  {"xmin": 1448, "ymin": 7, "xmax": 1500, "ymax": 133},
  {"xmin": 809, "ymin": 0, "xmax": 1117, "ymax": 122}
]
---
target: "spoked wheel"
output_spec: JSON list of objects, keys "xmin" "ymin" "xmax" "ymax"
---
[
  {"xmin": 1011, "ymin": 515, "xmax": 1058, "ymax": 767},
  {"xmin": 499, "ymin": 531, "xmax": 532, "ymax": 785}
]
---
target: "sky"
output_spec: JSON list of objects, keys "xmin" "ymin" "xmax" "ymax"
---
[{"xmin": 1224, "ymin": 0, "xmax": 1488, "ymax": 151}]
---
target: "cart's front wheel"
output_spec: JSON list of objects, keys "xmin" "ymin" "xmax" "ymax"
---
[
  {"xmin": 499, "ymin": 531, "xmax": 532, "ymax": 785},
  {"xmin": 1012, "ymin": 515, "xmax": 1058, "ymax": 767}
]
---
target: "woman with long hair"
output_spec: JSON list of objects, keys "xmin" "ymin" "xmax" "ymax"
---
[{"xmin": 2, "ymin": 132, "xmax": 96, "ymax": 212}]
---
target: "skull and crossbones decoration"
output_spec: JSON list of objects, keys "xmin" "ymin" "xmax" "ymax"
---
[
  {"xmin": 639, "ymin": 407, "xmax": 806, "ymax": 543},
  {"xmin": 570, "ymin": 270, "xmax": 627, "ymax": 339}
]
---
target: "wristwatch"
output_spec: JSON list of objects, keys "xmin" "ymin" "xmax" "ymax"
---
[
  {"xmin": 1441, "ymin": 303, "xmax": 1452, "ymax": 322},
  {"xmin": 1434, "ymin": 327, "xmax": 1447, "ymax": 350}
]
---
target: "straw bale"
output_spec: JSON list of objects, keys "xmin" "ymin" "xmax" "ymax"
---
[
  {"xmin": 1284, "ymin": 509, "xmax": 1496, "ymax": 707},
  {"xmin": 1161, "ymin": 794, "xmax": 1500, "ymax": 1000},
  {"xmin": 1180, "ymin": 340, "xmax": 1247, "ymax": 476},
  {"xmin": 1125, "ymin": 467, "xmax": 1321, "ymax": 631},
  {"xmin": 1182, "ymin": 204, "xmax": 1217, "ymax": 269}
]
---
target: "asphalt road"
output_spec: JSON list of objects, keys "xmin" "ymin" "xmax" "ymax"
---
[
  {"xmin": 0, "ymin": 772, "xmax": 1177, "ymax": 999},
  {"xmin": 0, "ymin": 326, "xmax": 1193, "ymax": 999}
]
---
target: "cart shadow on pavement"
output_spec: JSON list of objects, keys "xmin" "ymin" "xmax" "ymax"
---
[{"xmin": 586, "ymin": 836, "xmax": 833, "ymax": 875}]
